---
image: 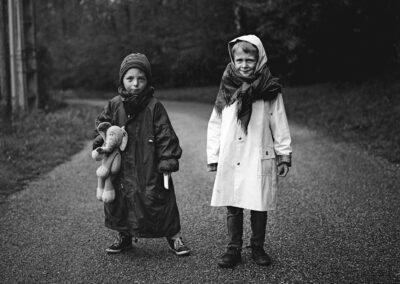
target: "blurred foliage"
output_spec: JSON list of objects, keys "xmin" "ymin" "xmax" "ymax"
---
[
  {"xmin": 35, "ymin": 0, "xmax": 236, "ymax": 90},
  {"xmin": 34, "ymin": 0, "xmax": 400, "ymax": 91},
  {"xmin": 239, "ymin": 0, "xmax": 400, "ymax": 82}
]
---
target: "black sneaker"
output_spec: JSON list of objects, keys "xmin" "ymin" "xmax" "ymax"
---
[
  {"xmin": 218, "ymin": 247, "xmax": 242, "ymax": 268},
  {"xmin": 251, "ymin": 246, "xmax": 272, "ymax": 266},
  {"xmin": 167, "ymin": 237, "xmax": 191, "ymax": 256},
  {"xmin": 105, "ymin": 233, "xmax": 133, "ymax": 254}
]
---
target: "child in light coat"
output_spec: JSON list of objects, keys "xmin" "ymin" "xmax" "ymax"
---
[{"xmin": 207, "ymin": 35, "xmax": 292, "ymax": 268}]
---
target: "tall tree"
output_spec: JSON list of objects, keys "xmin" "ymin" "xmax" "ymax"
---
[{"xmin": 0, "ymin": 0, "xmax": 11, "ymax": 122}]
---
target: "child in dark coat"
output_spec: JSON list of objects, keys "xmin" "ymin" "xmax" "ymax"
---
[{"xmin": 93, "ymin": 53, "xmax": 190, "ymax": 256}]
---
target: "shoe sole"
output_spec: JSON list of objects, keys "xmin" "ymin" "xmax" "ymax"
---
[
  {"xmin": 169, "ymin": 247, "xmax": 191, "ymax": 256},
  {"xmin": 254, "ymin": 260, "xmax": 272, "ymax": 266},
  {"xmin": 106, "ymin": 246, "xmax": 133, "ymax": 254},
  {"xmin": 217, "ymin": 257, "xmax": 242, "ymax": 268}
]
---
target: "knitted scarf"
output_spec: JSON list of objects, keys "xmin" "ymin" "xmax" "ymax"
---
[
  {"xmin": 214, "ymin": 63, "xmax": 281, "ymax": 134},
  {"xmin": 118, "ymin": 86, "xmax": 154, "ymax": 118}
]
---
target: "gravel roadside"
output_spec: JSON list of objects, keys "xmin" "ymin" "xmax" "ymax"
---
[{"xmin": 0, "ymin": 100, "xmax": 399, "ymax": 283}]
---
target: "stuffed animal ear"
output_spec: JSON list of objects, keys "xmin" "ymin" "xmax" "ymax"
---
[
  {"xmin": 120, "ymin": 128, "xmax": 128, "ymax": 151},
  {"xmin": 97, "ymin": 122, "xmax": 112, "ymax": 142}
]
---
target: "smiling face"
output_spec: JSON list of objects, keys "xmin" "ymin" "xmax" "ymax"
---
[
  {"xmin": 122, "ymin": 68, "xmax": 148, "ymax": 95},
  {"xmin": 233, "ymin": 47, "xmax": 258, "ymax": 78}
]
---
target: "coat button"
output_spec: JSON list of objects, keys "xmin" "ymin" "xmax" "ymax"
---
[
  {"xmin": 237, "ymin": 162, "xmax": 240, "ymax": 165},
  {"xmin": 265, "ymin": 151, "xmax": 269, "ymax": 155},
  {"xmin": 238, "ymin": 137, "xmax": 242, "ymax": 140}
]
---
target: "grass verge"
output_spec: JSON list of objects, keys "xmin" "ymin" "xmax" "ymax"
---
[
  {"xmin": 0, "ymin": 104, "xmax": 99, "ymax": 203},
  {"xmin": 284, "ymin": 81, "xmax": 400, "ymax": 164}
]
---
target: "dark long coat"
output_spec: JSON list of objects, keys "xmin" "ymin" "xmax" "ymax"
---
[{"xmin": 94, "ymin": 95, "xmax": 182, "ymax": 238}]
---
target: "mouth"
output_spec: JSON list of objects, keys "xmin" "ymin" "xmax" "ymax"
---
[{"xmin": 240, "ymin": 69, "xmax": 252, "ymax": 76}]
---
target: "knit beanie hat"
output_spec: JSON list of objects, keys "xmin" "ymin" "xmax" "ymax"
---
[{"xmin": 119, "ymin": 53, "xmax": 152, "ymax": 85}]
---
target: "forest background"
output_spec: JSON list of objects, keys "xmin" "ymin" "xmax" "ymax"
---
[{"xmin": 35, "ymin": 0, "xmax": 400, "ymax": 89}]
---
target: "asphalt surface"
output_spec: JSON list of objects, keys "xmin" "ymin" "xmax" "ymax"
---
[{"xmin": 0, "ymin": 100, "xmax": 399, "ymax": 283}]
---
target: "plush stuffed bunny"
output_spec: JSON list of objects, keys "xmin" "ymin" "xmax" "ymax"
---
[{"xmin": 92, "ymin": 122, "xmax": 128, "ymax": 203}]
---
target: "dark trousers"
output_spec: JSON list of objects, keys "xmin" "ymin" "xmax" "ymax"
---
[{"xmin": 227, "ymin": 206, "xmax": 267, "ymax": 249}]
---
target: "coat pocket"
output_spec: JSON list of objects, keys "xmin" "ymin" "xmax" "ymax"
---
[
  {"xmin": 145, "ymin": 178, "xmax": 169, "ymax": 206},
  {"xmin": 257, "ymin": 146, "xmax": 276, "ymax": 177},
  {"xmin": 257, "ymin": 147, "xmax": 278, "ymax": 210}
]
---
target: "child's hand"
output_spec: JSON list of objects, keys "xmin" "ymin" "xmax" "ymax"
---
[
  {"xmin": 92, "ymin": 135, "xmax": 104, "ymax": 150},
  {"xmin": 277, "ymin": 163, "xmax": 289, "ymax": 177}
]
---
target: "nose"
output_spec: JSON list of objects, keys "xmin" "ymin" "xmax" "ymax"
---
[{"xmin": 132, "ymin": 78, "xmax": 139, "ymax": 87}]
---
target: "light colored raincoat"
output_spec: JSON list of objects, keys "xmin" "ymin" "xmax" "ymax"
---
[{"xmin": 207, "ymin": 35, "xmax": 292, "ymax": 211}]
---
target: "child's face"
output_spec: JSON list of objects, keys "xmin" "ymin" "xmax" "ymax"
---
[
  {"xmin": 122, "ymin": 68, "xmax": 148, "ymax": 95},
  {"xmin": 233, "ymin": 47, "xmax": 257, "ymax": 77}
]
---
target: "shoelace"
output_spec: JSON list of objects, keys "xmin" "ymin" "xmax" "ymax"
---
[
  {"xmin": 112, "ymin": 236, "xmax": 123, "ymax": 246},
  {"xmin": 174, "ymin": 238, "xmax": 185, "ymax": 249}
]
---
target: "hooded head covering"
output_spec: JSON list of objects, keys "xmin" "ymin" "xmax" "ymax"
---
[
  {"xmin": 119, "ymin": 53, "xmax": 152, "ymax": 86},
  {"xmin": 214, "ymin": 34, "xmax": 281, "ymax": 134},
  {"xmin": 228, "ymin": 34, "xmax": 268, "ymax": 75}
]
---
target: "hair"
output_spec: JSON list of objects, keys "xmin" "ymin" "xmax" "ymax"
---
[{"xmin": 231, "ymin": 41, "xmax": 258, "ymax": 59}]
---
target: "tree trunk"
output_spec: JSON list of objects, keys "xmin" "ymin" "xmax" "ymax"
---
[
  {"xmin": 0, "ymin": 0, "xmax": 11, "ymax": 123},
  {"xmin": 8, "ymin": 0, "xmax": 28, "ymax": 114},
  {"xmin": 22, "ymin": 0, "xmax": 39, "ymax": 109}
]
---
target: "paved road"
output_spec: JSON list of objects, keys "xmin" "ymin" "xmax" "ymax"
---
[{"xmin": 1, "ymin": 100, "xmax": 399, "ymax": 283}]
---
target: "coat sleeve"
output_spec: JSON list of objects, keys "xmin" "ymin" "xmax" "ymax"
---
[
  {"xmin": 95, "ymin": 101, "xmax": 113, "ymax": 127},
  {"xmin": 207, "ymin": 108, "xmax": 222, "ymax": 169},
  {"xmin": 92, "ymin": 101, "xmax": 113, "ymax": 150},
  {"xmin": 154, "ymin": 102, "xmax": 182, "ymax": 173},
  {"xmin": 270, "ymin": 93, "xmax": 292, "ymax": 166}
]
